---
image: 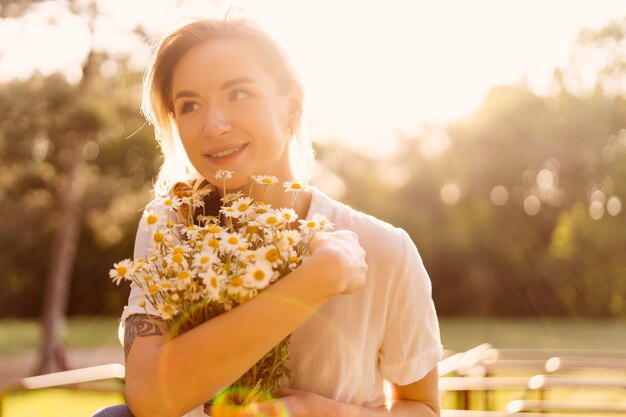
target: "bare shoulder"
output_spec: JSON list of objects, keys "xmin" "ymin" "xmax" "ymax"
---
[{"xmin": 124, "ymin": 314, "xmax": 168, "ymax": 360}]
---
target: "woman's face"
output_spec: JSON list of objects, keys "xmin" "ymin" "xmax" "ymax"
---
[{"xmin": 170, "ymin": 39, "xmax": 298, "ymax": 190}]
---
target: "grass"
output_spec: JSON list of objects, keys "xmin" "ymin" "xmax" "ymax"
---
[
  {"xmin": 0, "ymin": 317, "xmax": 121, "ymax": 356},
  {"xmin": 440, "ymin": 316, "xmax": 626, "ymax": 351},
  {"xmin": 2, "ymin": 390, "xmax": 125, "ymax": 417}
]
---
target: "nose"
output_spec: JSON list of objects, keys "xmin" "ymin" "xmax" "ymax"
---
[{"xmin": 203, "ymin": 105, "xmax": 231, "ymax": 138}]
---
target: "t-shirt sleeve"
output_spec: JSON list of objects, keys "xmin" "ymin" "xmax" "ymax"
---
[
  {"xmin": 117, "ymin": 203, "xmax": 162, "ymax": 346},
  {"xmin": 378, "ymin": 228, "xmax": 443, "ymax": 385}
]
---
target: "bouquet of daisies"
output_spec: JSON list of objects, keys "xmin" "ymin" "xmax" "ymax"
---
[{"xmin": 110, "ymin": 170, "xmax": 332, "ymax": 407}]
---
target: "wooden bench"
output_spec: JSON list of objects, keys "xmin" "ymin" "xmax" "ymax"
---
[
  {"xmin": 439, "ymin": 376, "xmax": 530, "ymax": 410},
  {"xmin": 443, "ymin": 410, "xmax": 594, "ymax": 417},
  {"xmin": 470, "ymin": 359, "xmax": 547, "ymax": 377},
  {"xmin": 487, "ymin": 348, "xmax": 626, "ymax": 361},
  {"xmin": 438, "ymin": 343, "xmax": 494, "ymax": 376},
  {"xmin": 529, "ymin": 374, "xmax": 626, "ymax": 390},
  {"xmin": 0, "ymin": 363, "xmax": 125, "ymax": 417},
  {"xmin": 507, "ymin": 399, "xmax": 626, "ymax": 414},
  {"xmin": 545, "ymin": 356, "xmax": 626, "ymax": 373}
]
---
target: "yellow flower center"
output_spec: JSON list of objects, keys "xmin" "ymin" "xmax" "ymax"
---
[
  {"xmin": 238, "ymin": 203, "xmax": 249, "ymax": 211},
  {"xmin": 290, "ymin": 183, "xmax": 302, "ymax": 190},
  {"xmin": 266, "ymin": 216, "xmax": 278, "ymax": 225},
  {"xmin": 164, "ymin": 200, "xmax": 173, "ymax": 206},
  {"xmin": 208, "ymin": 238, "xmax": 220, "ymax": 248},
  {"xmin": 289, "ymin": 256, "xmax": 298, "ymax": 264},
  {"xmin": 254, "ymin": 270, "xmax": 266, "ymax": 281},
  {"xmin": 307, "ymin": 221, "xmax": 316, "ymax": 228},
  {"xmin": 173, "ymin": 247, "xmax": 184, "ymax": 254},
  {"xmin": 231, "ymin": 276, "xmax": 243, "ymax": 287},
  {"xmin": 208, "ymin": 226, "xmax": 222, "ymax": 234},
  {"xmin": 153, "ymin": 232, "xmax": 164, "ymax": 243},
  {"xmin": 116, "ymin": 266, "xmax": 127, "ymax": 277},
  {"xmin": 178, "ymin": 271, "xmax": 190, "ymax": 280},
  {"xmin": 143, "ymin": 275, "xmax": 152, "ymax": 282},
  {"xmin": 172, "ymin": 253, "xmax": 184, "ymax": 264},
  {"xmin": 265, "ymin": 248, "xmax": 279, "ymax": 263},
  {"xmin": 200, "ymin": 256, "xmax": 209, "ymax": 264},
  {"xmin": 262, "ymin": 178, "xmax": 273, "ymax": 184},
  {"xmin": 138, "ymin": 300, "xmax": 146, "ymax": 308},
  {"xmin": 148, "ymin": 285, "xmax": 159, "ymax": 294},
  {"xmin": 228, "ymin": 236, "xmax": 239, "ymax": 245},
  {"xmin": 147, "ymin": 214, "xmax": 158, "ymax": 225},
  {"xmin": 210, "ymin": 276, "xmax": 218, "ymax": 288}
]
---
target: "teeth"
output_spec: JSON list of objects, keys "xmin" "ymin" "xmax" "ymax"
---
[{"xmin": 210, "ymin": 145, "xmax": 245, "ymax": 158}]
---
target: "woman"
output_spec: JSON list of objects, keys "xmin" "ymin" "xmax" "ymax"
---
[{"xmin": 111, "ymin": 16, "xmax": 442, "ymax": 417}]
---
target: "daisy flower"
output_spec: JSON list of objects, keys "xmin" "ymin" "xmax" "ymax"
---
[
  {"xmin": 254, "ymin": 210, "xmax": 283, "ymax": 228},
  {"xmin": 277, "ymin": 208, "xmax": 298, "ymax": 223},
  {"xmin": 299, "ymin": 214, "xmax": 333, "ymax": 232},
  {"xmin": 109, "ymin": 259, "xmax": 134, "ymax": 285},
  {"xmin": 160, "ymin": 196, "xmax": 182, "ymax": 210},
  {"xmin": 257, "ymin": 246, "xmax": 284, "ymax": 267},
  {"xmin": 287, "ymin": 250, "xmax": 300, "ymax": 270},
  {"xmin": 193, "ymin": 251, "xmax": 218, "ymax": 270},
  {"xmin": 276, "ymin": 229, "xmax": 302, "ymax": 249},
  {"xmin": 220, "ymin": 205, "xmax": 238, "ymax": 218},
  {"xmin": 222, "ymin": 191, "xmax": 244, "ymax": 204},
  {"xmin": 142, "ymin": 209, "xmax": 165, "ymax": 231},
  {"xmin": 283, "ymin": 181, "xmax": 305, "ymax": 193},
  {"xmin": 181, "ymin": 224, "xmax": 201, "ymax": 240},
  {"xmin": 215, "ymin": 169, "xmax": 234, "ymax": 180},
  {"xmin": 252, "ymin": 175, "xmax": 279, "ymax": 186},
  {"xmin": 201, "ymin": 271, "xmax": 223, "ymax": 300},
  {"xmin": 226, "ymin": 274, "xmax": 245, "ymax": 296},
  {"xmin": 243, "ymin": 260, "xmax": 274, "ymax": 290},
  {"xmin": 222, "ymin": 232, "xmax": 249, "ymax": 252},
  {"xmin": 157, "ymin": 302, "xmax": 177, "ymax": 320},
  {"xmin": 231, "ymin": 197, "xmax": 254, "ymax": 216}
]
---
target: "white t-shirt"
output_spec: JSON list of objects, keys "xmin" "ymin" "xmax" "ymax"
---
[{"xmin": 118, "ymin": 186, "xmax": 443, "ymax": 415}]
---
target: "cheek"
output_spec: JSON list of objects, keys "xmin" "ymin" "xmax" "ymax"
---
[{"xmin": 176, "ymin": 118, "xmax": 203, "ymax": 153}]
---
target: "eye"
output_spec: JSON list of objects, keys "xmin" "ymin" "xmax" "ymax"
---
[
  {"xmin": 179, "ymin": 101, "xmax": 201, "ymax": 114},
  {"xmin": 229, "ymin": 89, "xmax": 251, "ymax": 102}
]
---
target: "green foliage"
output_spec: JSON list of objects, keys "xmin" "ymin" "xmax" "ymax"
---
[{"xmin": 0, "ymin": 61, "xmax": 159, "ymax": 318}]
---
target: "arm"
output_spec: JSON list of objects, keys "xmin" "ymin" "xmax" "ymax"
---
[
  {"xmin": 265, "ymin": 366, "xmax": 440, "ymax": 417},
  {"xmin": 124, "ymin": 230, "xmax": 367, "ymax": 417}
]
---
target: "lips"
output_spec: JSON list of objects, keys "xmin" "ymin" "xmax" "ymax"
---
[{"xmin": 204, "ymin": 143, "xmax": 249, "ymax": 164}]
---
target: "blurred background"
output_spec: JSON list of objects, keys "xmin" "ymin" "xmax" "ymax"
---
[{"xmin": 0, "ymin": 0, "xmax": 626, "ymax": 414}]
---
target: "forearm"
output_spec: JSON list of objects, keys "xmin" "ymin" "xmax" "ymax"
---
[
  {"xmin": 130, "ymin": 257, "xmax": 335, "ymax": 416},
  {"xmin": 336, "ymin": 400, "xmax": 439, "ymax": 417}
]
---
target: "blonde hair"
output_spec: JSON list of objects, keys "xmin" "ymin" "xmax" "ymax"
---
[{"xmin": 141, "ymin": 18, "xmax": 314, "ymax": 197}]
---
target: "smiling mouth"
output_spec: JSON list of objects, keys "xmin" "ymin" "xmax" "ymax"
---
[{"xmin": 207, "ymin": 144, "xmax": 248, "ymax": 158}]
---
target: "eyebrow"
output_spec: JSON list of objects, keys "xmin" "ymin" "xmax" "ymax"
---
[{"xmin": 174, "ymin": 77, "xmax": 257, "ymax": 101}]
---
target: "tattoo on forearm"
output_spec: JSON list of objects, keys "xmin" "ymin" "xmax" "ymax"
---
[{"xmin": 124, "ymin": 314, "xmax": 163, "ymax": 359}]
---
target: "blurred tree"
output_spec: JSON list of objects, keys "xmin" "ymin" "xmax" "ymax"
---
[
  {"xmin": 0, "ymin": 0, "xmax": 158, "ymax": 372},
  {"xmin": 319, "ymin": 17, "xmax": 626, "ymax": 317}
]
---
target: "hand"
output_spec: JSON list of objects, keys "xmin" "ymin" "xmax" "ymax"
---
[
  {"xmin": 239, "ymin": 388, "xmax": 341, "ymax": 417},
  {"xmin": 307, "ymin": 230, "xmax": 368, "ymax": 295}
]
